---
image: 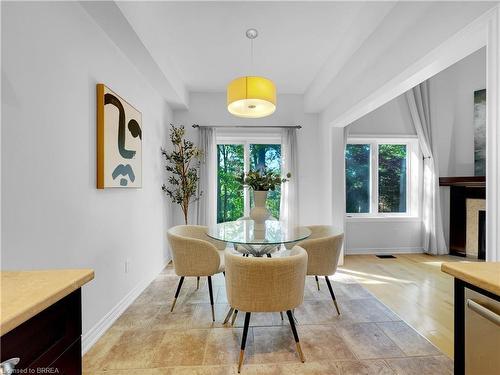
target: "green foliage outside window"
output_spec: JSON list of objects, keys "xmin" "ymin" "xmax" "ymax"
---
[
  {"xmin": 217, "ymin": 144, "xmax": 244, "ymax": 223},
  {"xmin": 345, "ymin": 144, "xmax": 370, "ymax": 213},
  {"xmin": 216, "ymin": 144, "xmax": 282, "ymax": 223},
  {"xmin": 345, "ymin": 143, "xmax": 407, "ymax": 214},
  {"xmin": 378, "ymin": 144, "xmax": 407, "ymax": 213}
]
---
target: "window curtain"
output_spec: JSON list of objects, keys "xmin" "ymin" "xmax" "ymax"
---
[
  {"xmin": 405, "ymin": 81, "xmax": 448, "ymax": 255},
  {"xmin": 196, "ymin": 127, "xmax": 217, "ymax": 227},
  {"xmin": 280, "ymin": 128, "xmax": 299, "ymax": 228}
]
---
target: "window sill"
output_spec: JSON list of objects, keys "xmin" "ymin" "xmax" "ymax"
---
[{"xmin": 345, "ymin": 215, "xmax": 421, "ymax": 223}]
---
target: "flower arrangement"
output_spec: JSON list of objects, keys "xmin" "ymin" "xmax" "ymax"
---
[{"xmin": 237, "ymin": 169, "xmax": 291, "ymax": 191}]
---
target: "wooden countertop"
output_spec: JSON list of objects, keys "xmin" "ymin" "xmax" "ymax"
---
[
  {"xmin": 441, "ymin": 262, "xmax": 500, "ymax": 296},
  {"xmin": 0, "ymin": 269, "xmax": 94, "ymax": 336}
]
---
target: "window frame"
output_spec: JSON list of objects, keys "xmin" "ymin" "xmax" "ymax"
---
[
  {"xmin": 345, "ymin": 136, "xmax": 420, "ymax": 220},
  {"xmin": 216, "ymin": 133, "xmax": 282, "ymax": 219}
]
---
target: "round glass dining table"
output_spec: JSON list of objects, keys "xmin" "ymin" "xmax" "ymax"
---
[{"xmin": 206, "ymin": 219, "xmax": 311, "ymax": 257}]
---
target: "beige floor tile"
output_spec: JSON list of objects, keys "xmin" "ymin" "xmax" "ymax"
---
[
  {"xmin": 298, "ymin": 325, "xmax": 355, "ymax": 361},
  {"xmin": 332, "ymin": 359, "xmax": 396, "ymax": 375},
  {"xmin": 202, "ymin": 327, "xmax": 249, "ymax": 365},
  {"xmin": 293, "ymin": 300, "xmax": 346, "ymax": 325},
  {"xmin": 341, "ymin": 298, "xmax": 400, "ymax": 323},
  {"xmin": 153, "ymin": 304, "xmax": 197, "ymax": 330},
  {"xmin": 170, "ymin": 365, "xmax": 236, "ymax": 375},
  {"xmin": 84, "ymin": 369, "xmax": 174, "ymax": 375},
  {"xmin": 84, "ymin": 263, "xmax": 451, "ymax": 374},
  {"xmin": 102, "ymin": 329, "xmax": 165, "ymax": 370},
  {"xmin": 134, "ymin": 284, "xmax": 176, "ymax": 306},
  {"xmin": 377, "ymin": 321, "xmax": 441, "ymax": 357},
  {"xmin": 230, "ymin": 311, "xmax": 282, "ymax": 328},
  {"xmin": 248, "ymin": 326, "xmax": 300, "ymax": 364},
  {"xmin": 239, "ymin": 364, "xmax": 282, "ymax": 375},
  {"xmin": 337, "ymin": 323, "xmax": 405, "ymax": 359},
  {"xmin": 385, "ymin": 355, "xmax": 453, "ymax": 375},
  {"xmin": 82, "ymin": 329, "xmax": 122, "ymax": 370},
  {"xmin": 278, "ymin": 361, "xmax": 341, "ymax": 375},
  {"xmin": 153, "ymin": 329, "xmax": 210, "ymax": 367},
  {"xmin": 191, "ymin": 303, "xmax": 232, "ymax": 328},
  {"xmin": 111, "ymin": 304, "xmax": 162, "ymax": 331}
]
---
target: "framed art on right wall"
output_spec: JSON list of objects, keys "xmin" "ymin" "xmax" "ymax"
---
[{"xmin": 473, "ymin": 88, "xmax": 486, "ymax": 176}]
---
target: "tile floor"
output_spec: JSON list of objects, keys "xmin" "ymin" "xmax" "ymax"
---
[{"xmin": 83, "ymin": 266, "xmax": 453, "ymax": 374}]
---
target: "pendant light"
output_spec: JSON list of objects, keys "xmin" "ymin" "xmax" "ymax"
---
[{"xmin": 227, "ymin": 29, "xmax": 276, "ymax": 118}]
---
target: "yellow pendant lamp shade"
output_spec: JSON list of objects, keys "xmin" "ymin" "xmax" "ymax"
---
[{"xmin": 227, "ymin": 76, "xmax": 276, "ymax": 118}]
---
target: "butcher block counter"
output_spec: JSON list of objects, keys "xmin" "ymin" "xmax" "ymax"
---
[
  {"xmin": 442, "ymin": 262, "xmax": 500, "ymax": 375},
  {"xmin": 0, "ymin": 269, "xmax": 94, "ymax": 374}
]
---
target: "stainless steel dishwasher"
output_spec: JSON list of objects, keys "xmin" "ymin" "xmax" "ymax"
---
[{"xmin": 465, "ymin": 288, "xmax": 500, "ymax": 375}]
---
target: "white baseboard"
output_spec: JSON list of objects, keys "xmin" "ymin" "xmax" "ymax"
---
[
  {"xmin": 345, "ymin": 247, "xmax": 424, "ymax": 255},
  {"xmin": 81, "ymin": 258, "xmax": 170, "ymax": 354}
]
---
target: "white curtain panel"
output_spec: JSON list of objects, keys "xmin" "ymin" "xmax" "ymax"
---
[
  {"xmin": 406, "ymin": 82, "xmax": 448, "ymax": 255},
  {"xmin": 280, "ymin": 128, "xmax": 299, "ymax": 229},
  {"xmin": 196, "ymin": 127, "xmax": 217, "ymax": 227}
]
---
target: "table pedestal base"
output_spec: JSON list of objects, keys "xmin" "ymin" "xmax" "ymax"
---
[{"xmin": 235, "ymin": 243, "xmax": 279, "ymax": 257}]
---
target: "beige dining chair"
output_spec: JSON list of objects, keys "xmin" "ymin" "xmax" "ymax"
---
[
  {"xmin": 294, "ymin": 225, "xmax": 344, "ymax": 315},
  {"xmin": 225, "ymin": 246, "xmax": 308, "ymax": 373},
  {"xmin": 167, "ymin": 225, "xmax": 226, "ymax": 321}
]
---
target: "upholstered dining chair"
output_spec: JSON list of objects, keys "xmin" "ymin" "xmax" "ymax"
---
[
  {"xmin": 293, "ymin": 225, "xmax": 344, "ymax": 315},
  {"xmin": 167, "ymin": 225, "xmax": 226, "ymax": 321},
  {"xmin": 225, "ymin": 246, "xmax": 308, "ymax": 373}
]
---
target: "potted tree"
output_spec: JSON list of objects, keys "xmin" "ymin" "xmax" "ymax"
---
[{"xmin": 162, "ymin": 125, "xmax": 202, "ymax": 225}]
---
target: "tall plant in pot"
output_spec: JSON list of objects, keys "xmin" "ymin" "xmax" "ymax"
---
[
  {"xmin": 162, "ymin": 125, "xmax": 202, "ymax": 225},
  {"xmin": 237, "ymin": 169, "xmax": 291, "ymax": 227}
]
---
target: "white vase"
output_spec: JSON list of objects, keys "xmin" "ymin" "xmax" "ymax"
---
[{"xmin": 250, "ymin": 190, "xmax": 271, "ymax": 229}]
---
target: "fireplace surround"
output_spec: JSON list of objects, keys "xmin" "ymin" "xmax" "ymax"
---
[{"xmin": 439, "ymin": 176, "xmax": 486, "ymax": 258}]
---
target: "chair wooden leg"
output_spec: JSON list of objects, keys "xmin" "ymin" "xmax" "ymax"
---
[
  {"xmin": 231, "ymin": 309, "xmax": 239, "ymax": 326},
  {"xmin": 223, "ymin": 307, "xmax": 234, "ymax": 324},
  {"xmin": 325, "ymin": 276, "xmax": 340, "ymax": 315},
  {"xmin": 315, "ymin": 275, "xmax": 320, "ymax": 291},
  {"xmin": 266, "ymin": 253, "xmax": 272, "ymax": 258},
  {"xmin": 280, "ymin": 311, "xmax": 284, "ymax": 320},
  {"xmin": 208, "ymin": 276, "xmax": 215, "ymax": 322},
  {"xmin": 170, "ymin": 276, "xmax": 185, "ymax": 312},
  {"xmin": 196, "ymin": 276, "xmax": 200, "ymax": 290},
  {"xmin": 286, "ymin": 310, "xmax": 305, "ymax": 363},
  {"xmin": 238, "ymin": 312, "xmax": 251, "ymax": 373}
]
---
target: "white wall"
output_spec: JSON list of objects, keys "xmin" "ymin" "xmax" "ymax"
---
[
  {"xmin": 429, "ymin": 47, "xmax": 486, "ymax": 246},
  {"xmin": 172, "ymin": 92, "xmax": 324, "ymax": 226},
  {"xmin": 319, "ymin": 47, "xmax": 486, "ymax": 254},
  {"xmin": 1, "ymin": 1, "xmax": 172, "ymax": 349},
  {"xmin": 348, "ymin": 95, "xmax": 415, "ymax": 136},
  {"xmin": 345, "ymin": 94, "xmax": 423, "ymax": 253},
  {"xmin": 430, "ymin": 47, "xmax": 486, "ymax": 177}
]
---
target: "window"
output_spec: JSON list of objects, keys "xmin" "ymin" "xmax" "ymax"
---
[
  {"xmin": 345, "ymin": 138, "xmax": 419, "ymax": 217},
  {"xmin": 217, "ymin": 138, "xmax": 282, "ymax": 223}
]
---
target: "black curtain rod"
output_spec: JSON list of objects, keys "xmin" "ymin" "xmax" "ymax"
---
[{"xmin": 192, "ymin": 124, "xmax": 302, "ymax": 129}]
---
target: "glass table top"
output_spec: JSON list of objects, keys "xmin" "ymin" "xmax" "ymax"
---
[{"xmin": 206, "ymin": 220, "xmax": 311, "ymax": 245}]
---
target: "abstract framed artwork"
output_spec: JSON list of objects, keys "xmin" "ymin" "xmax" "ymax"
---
[
  {"xmin": 97, "ymin": 84, "xmax": 142, "ymax": 188},
  {"xmin": 473, "ymin": 88, "xmax": 486, "ymax": 176}
]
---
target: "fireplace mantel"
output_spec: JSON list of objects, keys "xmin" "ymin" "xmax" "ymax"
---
[{"xmin": 439, "ymin": 176, "xmax": 485, "ymax": 187}]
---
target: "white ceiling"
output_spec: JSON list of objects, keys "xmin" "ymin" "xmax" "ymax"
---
[
  {"xmin": 111, "ymin": 1, "xmax": 498, "ymax": 115},
  {"xmin": 117, "ymin": 1, "xmax": 395, "ymax": 94}
]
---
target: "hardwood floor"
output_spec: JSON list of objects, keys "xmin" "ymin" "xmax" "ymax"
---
[{"xmin": 340, "ymin": 253, "xmax": 470, "ymax": 359}]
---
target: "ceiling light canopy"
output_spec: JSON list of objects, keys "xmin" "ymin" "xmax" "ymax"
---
[{"xmin": 227, "ymin": 29, "xmax": 276, "ymax": 119}]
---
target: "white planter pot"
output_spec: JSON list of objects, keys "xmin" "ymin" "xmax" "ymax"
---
[{"xmin": 250, "ymin": 190, "xmax": 271, "ymax": 229}]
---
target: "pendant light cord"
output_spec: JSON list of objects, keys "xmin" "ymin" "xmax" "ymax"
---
[{"xmin": 250, "ymin": 37, "xmax": 254, "ymax": 74}]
